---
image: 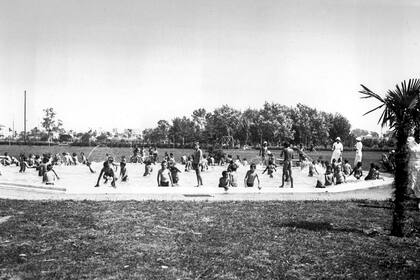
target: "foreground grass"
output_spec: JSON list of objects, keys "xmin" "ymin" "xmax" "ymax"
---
[{"xmin": 0, "ymin": 200, "xmax": 419, "ymax": 279}]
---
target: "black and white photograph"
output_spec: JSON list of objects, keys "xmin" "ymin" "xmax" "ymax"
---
[{"xmin": 0, "ymin": 0, "xmax": 419, "ymax": 279}]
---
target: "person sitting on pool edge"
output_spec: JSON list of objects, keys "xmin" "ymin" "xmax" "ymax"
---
[{"xmin": 365, "ymin": 163, "xmax": 381, "ymax": 180}]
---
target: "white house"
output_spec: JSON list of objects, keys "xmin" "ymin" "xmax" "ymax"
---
[{"xmin": 0, "ymin": 124, "xmax": 11, "ymax": 139}]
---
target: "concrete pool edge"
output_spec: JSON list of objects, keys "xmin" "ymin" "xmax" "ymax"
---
[{"xmin": 0, "ymin": 183, "xmax": 393, "ymax": 201}]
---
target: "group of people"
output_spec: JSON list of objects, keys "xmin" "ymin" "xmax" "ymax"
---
[
  {"xmin": 0, "ymin": 135, "xmax": 409, "ymax": 191},
  {"xmin": 0, "ymin": 152, "xmax": 64, "ymax": 185}
]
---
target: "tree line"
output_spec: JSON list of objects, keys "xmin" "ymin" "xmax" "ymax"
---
[{"xmin": 142, "ymin": 102, "xmax": 352, "ymax": 147}]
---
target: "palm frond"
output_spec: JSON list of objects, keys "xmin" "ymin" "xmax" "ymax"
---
[
  {"xmin": 359, "ymin": 84, "xmax": 385, "ymax": 102},
  {"xmin": 359, "ymin": 79, "xmax": 420, "ymax": 128},
  {"xmin": 362, "ymin": 104, "xmax": 385, "ymax": 116}
]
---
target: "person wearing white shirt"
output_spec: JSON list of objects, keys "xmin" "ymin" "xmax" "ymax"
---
[
  {"xmin": 331, "ymin": 137, "xmax": 343, "ymax": 163},
  {"xmin": 354, "ymin": 137, "xmax": 363, "ymax": 167}
]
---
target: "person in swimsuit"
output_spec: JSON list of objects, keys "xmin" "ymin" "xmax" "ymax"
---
[
  {"xmin": 143, "ymin": 160, "xmax": 153, "ymax": 176},
  {"xmin": 244, "ymin": 163, "xmax": 260, "ymax": 189},
  {"xmin": 261, "ymin": 141, "xmax": 268, "ymax": 164},
  {"xmin": 324, "ymin": 165, "xmax": 334, "ymax": 186},
  {"xmin": 218, "ymin": 170, "xmax": 230, "ymax": 191},
  {"xmin": 262, "ymin": 160, "xmax": 277, "ymax": 178},
  {"xmin": 193, "ymin": 142, "xmax": 203, "ymax": 187},
  {"xmin": 80, "ymin": 152, "xmax": 87, "ymax": 165},
  {"xmin": 365, "ymin": 163, "xmax": 380, "ymax": 180},
  {"xmin": 308, "ymin": 160, "xmax": 319, "ymax": 177},
  {"xmin": 349, "ymin": 161, "xmax": 363, "ymax": 179},
  {"xmin": 343, "ymin": 159, "xmax": 352, "ymax": 176},
  {"xmin": 169, "ymin": 163, "xmax": 182, "ymax": 185},
  {"xmin": 95, "ymin": 161, "xmax": 116, "ymax": 188},
  {"xmin": 280, "ymin": 142, "xmax": 294, "ymax": 188},
  {"xmin": 120, "ymin": 161, "xmax": 128, "ymax": 182},
  {"xmin": 43, "ymin": 164, "xmax": 60, "ymax": 185},
  {"xmin": 157, "ymin": 160, "xmax": 173, "ymax": 187}
]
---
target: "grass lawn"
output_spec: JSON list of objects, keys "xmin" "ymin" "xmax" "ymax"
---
[{"xmin": 0, "ymin": 199, "xmax": 419, "ymax": 279}]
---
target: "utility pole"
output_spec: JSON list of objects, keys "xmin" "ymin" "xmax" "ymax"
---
[{"xmin": 24, "ymin": 90, "xmax": 27, "ymax": 144}]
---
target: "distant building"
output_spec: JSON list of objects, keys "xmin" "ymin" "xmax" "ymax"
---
[{"xmin": 0, "ymin": 124, "xmax": 11, "ymax": 139}]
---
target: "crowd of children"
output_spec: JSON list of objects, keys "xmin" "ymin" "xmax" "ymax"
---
[
  {"xmin": 0, "ymin": 142, "xmax": 384, "ymax": 190},
  {"xmin": 313, "ymin": 158, "xmax": 382, "ymax": 188}
]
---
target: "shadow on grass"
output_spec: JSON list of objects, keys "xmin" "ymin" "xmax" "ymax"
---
[
  {"xmin": 278, "ymin": 221, "xmax": 364, "ymax": 234},
  {"xmin": 357, "ymin": 204, "xmax": 393, "ymax": 209}
]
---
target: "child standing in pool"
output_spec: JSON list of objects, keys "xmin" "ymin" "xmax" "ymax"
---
[
  {"xmin": 80, "ymin": 152, "xmax": 87, "ymax": 164},
  {"xmin": 157, "ymin": 161, "xmax": 173, "ymax": 187},
  {"xmin": 120, "ymin": 161, "xmax": 128, "ymax": 182},
  {"xmin": 43, "ymin": 164, "xmax": 60, "ymax": 185},
  {"xmin": 244, "ymin": 163, "xmax": 260, "ymax": 189},
  {"xmin": 19, "ymin": 154, "xmax": 28, "ymax": 173},
  {"xmin": 72, "ymin": 153, "xmax": 79, "ymax": 165},
  {"xmin": 228, "ymin": 162, "xmax": 239, "ymax": 187},
  {"xmin": 262, "ymin": 160, "xmax": 277, "ymax": 178},
  {"xmin": 169, "ymin": 163, "xmax": 182, "ymax": 185},
  {"xmin": 42, "ymin": 164, "xmax": 60, "ymax": 185},
  {"xmin": 143, "ymin": 160, "xmax": 153, "ymax": 176}
]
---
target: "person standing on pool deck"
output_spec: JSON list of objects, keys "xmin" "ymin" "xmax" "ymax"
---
[
  {"xmin": 193, "ymin": 142, "xmax": 203, "ymax": 187},
  {"xmin": 260, "ymin": 141, "xmax": 268, "ymax": 164},
  {"xmin": 280, "ymin": 142, "xmax": 294, "ymax": 188},
  {"xmin": 354, "ymin": 137, "xmax": 363, "ymax": 167},
  {"xmin": 331, "ymin": 137, "xmax": 343, "ymax": 163}
]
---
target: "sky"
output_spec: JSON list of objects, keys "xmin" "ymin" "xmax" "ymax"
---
[{"xmin": 0, "ymin": 0, "xmax": 419, "ymax": 134}]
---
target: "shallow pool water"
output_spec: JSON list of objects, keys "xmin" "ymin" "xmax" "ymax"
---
[{"xmin": 0, "ymin": 162, "xmax": 392, "ymax": 194}]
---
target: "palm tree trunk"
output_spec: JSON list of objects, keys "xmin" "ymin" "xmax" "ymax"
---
[{"xmin": 391, "ymin": 126, "xmax": 410, "ymax": 237}]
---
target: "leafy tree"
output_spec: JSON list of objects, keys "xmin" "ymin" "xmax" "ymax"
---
[
  {"xmin": 290, "ymin": 104, "xmax": 314, "ymax": 145},
  {"xmin": 41, "ymin": 108, "xmax": 63, "ymax": 141},
  {"xmin": 360, "ymin": 79, "xmax": 420, "ymax": 237},
  {"xmin": 329, "ymin": 113, "xmax": 351, "ymax": 144},
  {"xmin": 258, "ymin": 102, "xmax": 294, "ymax": 145},
  {"xmin": 80, "ymin": 132, "xmax": 93, "ymax": 145},
  {"xmin": 205, "ymin": 105, "xmax": 241, "ymax": 143},
  {"xmin": 192, "ymin": 108, "xmax": 207, "ymax": 142},
  {"xmin": 237, "ymin": 108, "xmax": 258, "ymax": 145},
  {"xmin": 168, "ymin": 117, "xmax": 196, "ymax": 146},
  {"xmin": 351, "ymin": 128, "xmax": 370, "ymax": 138},
  {"xmin": 59, "ymin": 134, "xmax": 73, "ymax": 142},
  {"xmin": 96, "ymin": 133, "xmax": 109, "ymax": 143},
  {"xmin": 310, "ymin": 111, "xmax": 330, "ymax": 146},
  {"xmin": 156, "ymin": 120, "xmax": 171, "ymax": 142}
]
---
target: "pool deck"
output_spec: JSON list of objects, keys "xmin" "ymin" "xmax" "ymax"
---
[
  {"xmin": 0, "ymin": 182, "xmax": 393, "ymax": 201},
  {"xmin": 0, "ymin": 163, "xmax": 394, "ymax": 201}
]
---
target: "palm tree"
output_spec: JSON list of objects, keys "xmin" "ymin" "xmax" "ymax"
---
[{"xmin": 359, "ymin": 79, "xmax": 420, "ymax": 237}]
